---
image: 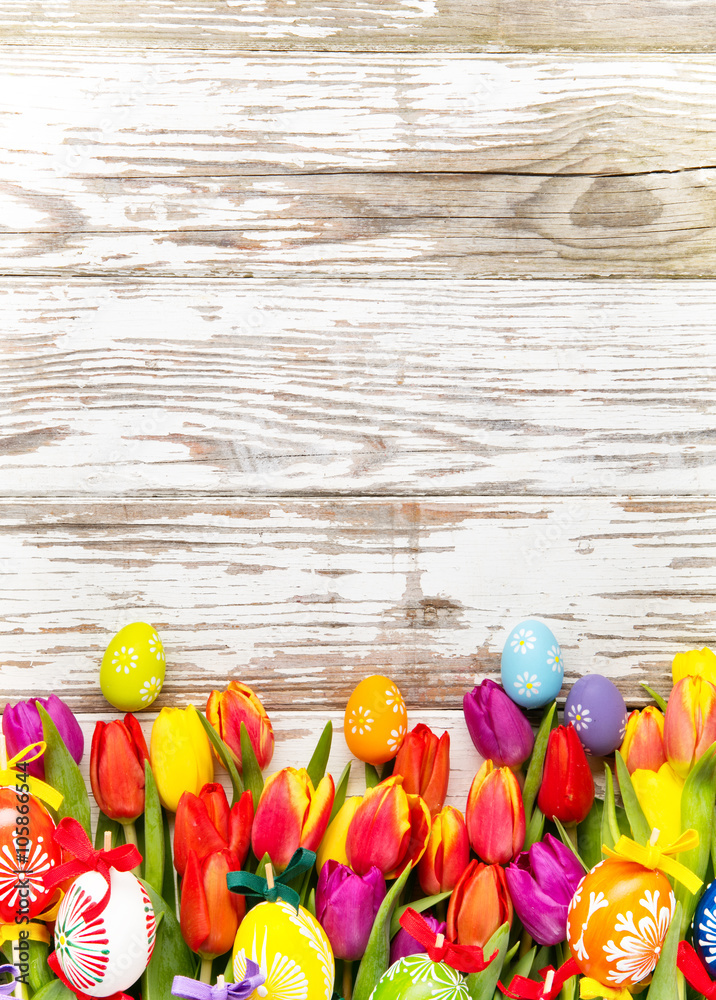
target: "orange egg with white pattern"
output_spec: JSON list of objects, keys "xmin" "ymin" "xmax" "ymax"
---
[{"xmin": 344, "ymin": 675, "xmax": 407, "ymax": 765}]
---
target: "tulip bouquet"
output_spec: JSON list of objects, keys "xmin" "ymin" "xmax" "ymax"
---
[{"xmin": 5, "ymin": 644, "xmax": 716, "ymax": 1000}]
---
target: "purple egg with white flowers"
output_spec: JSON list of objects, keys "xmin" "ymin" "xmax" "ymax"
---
[{"xmin": 564, "ymin": 674, "xmax": 628, "ymax": 756}]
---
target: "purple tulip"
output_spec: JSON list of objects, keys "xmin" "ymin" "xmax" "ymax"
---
[
  {"xmin": 2, "ymin": 695, "xmax": 84, "ymax": 779},
  {"xmin": 463, "ymin": 679, "xmax": 534, "ymax": 769},
  {"xmin": 505, "ymin": 834, "xmax": 584, "ymax": 946},
  {"xmin": 316, "ymin": 860, "xmax": 386, "ymax": 961},
  {"xmin": 390, "ymin": 913, "xmax": 446, "ymax": 965}
]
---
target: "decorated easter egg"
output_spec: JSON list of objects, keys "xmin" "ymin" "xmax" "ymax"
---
[
  {"xmin": 368, "ymin": 956, "xmax": 469, "ymax": 999},
  {"xmin": 54, "ymin": 867, "xmax": 156, "ymax": 997},
  {"xmin": 0, "ymin": 787, "xmax": 63, "ymax": 922},
  {"xmin": 232, "ymin": 898, "xmax": 334, "ymax": 1000},
  {"xmin": 100, "ymin": 622, "xmax": 165, "ymax": 711},
  {"xmin": 565, "ymin": 675, "xmax": 628, "ymax": 756},
  {"xmin": 344, "ymin": 675, "xmax": 407, "ymax": 765},
  {"xmin": 692, "ymin": 878, "xmax": 716, "ymax": 970},
  {"xmin": 501, "ymin": 619, "xmax": 563, "ymax": 709},
  {"xmin": 567, "ymin": 858, "xmax": 675, "ymax": 989}
]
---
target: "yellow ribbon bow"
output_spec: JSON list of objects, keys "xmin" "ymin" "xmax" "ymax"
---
[
  {"xmin": 0, "ymin": 742, "xmax": 64, "ymax": 811},
  {"xmin": 0, "ymin": 922, "xmax": 51, "ymax": 947},
  {"xmin": 602, "ymin": 828, "xmax": 702, "ymax": 895},
  {"xmin": 580, "ymin": 979, "xmax": 633, "ymax": 1000}
]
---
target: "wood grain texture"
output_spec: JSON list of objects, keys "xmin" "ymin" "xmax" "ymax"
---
[
  {"xmin": 2, "ymin": 1, "xmax": 716, "ymax": 52},
  {"xmin": 1, "ymin": 498, "xmax": 712, "ymax": 712},
  {"xmin": 3, "ymin": 279, "xmax": 716, "ymax": 498}
]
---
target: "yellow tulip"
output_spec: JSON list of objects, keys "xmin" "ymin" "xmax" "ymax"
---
[
  {"xmin": 150, "ymin": 706, "xmax": 214, "ymax": 811},
  {"xmin": 672, "ymin": 646, "xmax": 716, "ymax": 685},
  {"xmin": 316, "ymin": 795, "xmax": 362, "ymax": 873},
  {"xmin": 631, "ymin": 763, "xmax": 685, "ymax": 845}
]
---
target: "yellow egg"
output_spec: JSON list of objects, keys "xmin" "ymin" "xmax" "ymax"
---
[
  {"xmin": 344, "ymin": 674, "xmax": 407, "ymax": 765},
  {"xmin": 100, "ymin": 622, "xmax": 166, "ymax": 711},
  {"xmin": 232, "ymin": 899, "xmax": 334, "ymax": 1000}
]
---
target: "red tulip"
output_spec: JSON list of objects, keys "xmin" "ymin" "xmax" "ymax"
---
[
  {"xmin": 417, "ymin": 805, "xmax": 470, "ymax": 895},
  {"xmin": 620, "ymin": 707, "xmax": 667, "ymax": 775},
  {"xmin": 466, "ymin": 760, "xmax": 525, "ymax": 864},
  {"xmin": 90, "ymin": 713, "xmax": 149, "ymax": 823},
  {"xmin": 206, "ymin": 681, "xmax": 274, "ymax": 772},
  {"xmin": 537, "ymin": 724, "xmax": 594, "ymax": 826},
  {"xmin": 664, "ymin": 676, "xmax": 716, "ymax": 778},
  {"xmin": 392, "ymin": 724, "xmax": 450, "ymax": 818},
  {"xmin": 252, "ymin": 767, "xmax": 334, "ymax": 872},
  {"xmin": 346, "ymin": 775, "xmax": 431, "ymax": 880},
  {"xmin": 447, "ymin": 860, "xmax": 513, "ymax": 948},
  {"xmin": 174, "ymin": 783, "xmax": 253, "ymax": 876},
  {"xmin": 180, "ymin": 848, "xmax": 245, "ymax": 959}
]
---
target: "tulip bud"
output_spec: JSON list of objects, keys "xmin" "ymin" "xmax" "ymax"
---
[
  {"xmin": 466, "ymin": 761, "xmax": 525, "ymax": 864},
  {"xmin": 316, "ymin": 796, "xmax": 362, "ymax": 873},
  {"xmin": 150, "ymin": 706, "xmax": 214, "ymax": 812},
  {"xmin": 3, "ymin": 695, "xmax": 84, "ymax": 779},
  {"xmin": 631, "ymin": 763, "xmax": 685, "ymax": 845},
  {"xmin": 620, "ymin": 707, "xmax": 667, "ymax": 774},
  {"xmin": 252, "ymin": 766, "xmax": 334, "ymax": 872},
  {"xmin": 463, "ymin": 679, "xmax": 534, "ymax": 770},
  {"xmin": 180, "ymin": 848, "xmax": 244, "ymax": 959},
  {"xmin": 316, "ymin": 860, "xmax": 386, "ymax": 961},
  {"xmin": 672, "ymin": 646, "xmax": 716, "ymax": 685},
  {"xmin": 417, "ymin": 805, "xmax": 470, "ymax": 895},
  {"xmin": 447, "ymin": 859, "xmax": 513, "ymax": 948},
  {"xmin": 174, "ymin": 784, "xmax": 254, "ymax": 876},
  {"xmin": 346, "ymin": 775, "xmax": 431, "ymax": 880},
  {"xmin": 90, "ymin": 713, "xmax": 149, "ymax": 823},
  {"xmin": 392, "ymin": 724, "xmax": 450, "ymax": 817},
  {"xmin": 536, "ymin": 723, "xmax": 594, "ymax": 826},
  {"xmin": 206, "ymin": 681, "xmax": 274, "ymax": 772},
  {"xmin": 664, "ymin": 676, "xmax": 716, "ymax": 779},
  {"xmin": 390, "ymin": 913, "xmax": 447, "ymax": 965},
  {"xmin": 505, "ymin": 834, "xmax": 584, "ymax": 946}
]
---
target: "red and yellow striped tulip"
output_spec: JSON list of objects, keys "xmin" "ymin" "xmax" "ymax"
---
[
  {"xmin": 664, "ymin": 676, "xmax": 716, "ymax": 778},
  {"xmin": 447, "ymin": 860, "xmax": 513, "ymax": 948},
  {"xmin": 252, "ymin": 766, "xmax": 334, "ymax": 872},
  {"xmin": 346, "ymin": 775, "xmax": 431, "ymax": 880},
  {"xmin": 620, "ymin": 706, "xmax": 667, "ymax": 774},
  {"xmin": 417, "ymin": 805, "xmax": 470, "ymax": 895},
  {"xmin": 466, "ymin": 760, "xmax": 525, "ymax": 864},
  {"xmin": 392, "ymin": 723, "xmax": 450, "ymax": 818}
]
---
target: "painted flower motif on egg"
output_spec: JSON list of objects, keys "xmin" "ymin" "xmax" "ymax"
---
[
  {"xmin": 501, "ymin": 620, "xmax": 563, "ymax": 709},
  {"xmin": 565, "ymin": 675, "xmax": 628, "ymax": 756},
  {"xmin": 100, "ymin": 622, "xmax": 166, "ymax": 712},
  {"xmin": 368, "ymin": 955, "xmax": 469, "ymax": 999},
  {"xmin": 344, "ymin": 675, "xmax": 407, "ymax": 765},
  {"xmin": 693, "ymin": 878, "xmax": 716, "ymax": 970},
  {"xmin": 0, "ymin": 787, "xmax": 62, "ymax": 922}
]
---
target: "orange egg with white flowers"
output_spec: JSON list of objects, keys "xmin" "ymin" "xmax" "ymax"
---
[
  {"xmin": 566, "ymin": 858, "xmax": 675, "ymax": 990},
  {"xmin": 344, "ymin": 676, "xmax": 407, "ymax": 765}
]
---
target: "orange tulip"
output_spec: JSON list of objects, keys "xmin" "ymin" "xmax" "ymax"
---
[
  {"xmin": 664, "ymin": 676, "xmax": 716, "ymax": 778},
  {"xmin": 346, "ymin": 775, "xmax": 431, "ymax": 880},
  {"xmin": 252, "ymin": 766, "xmax": 334, "ymax": 872},
  {"xmin": 620, "ymin": 707, "xmax": 667, "ymax": 774},
  {"xmin": 206, "ymin": 681, "xmax": 274, "ymax": 772},
  {"xmin": 417, "ymin": 805, "xmax": 470, "ymax": 895},
  {"xmin": 466, "ymin": 760, "xmax": 525, "ymax": 864},
  {"xmin": 174, "ymin": 783, "xmax": 254, "ymax": 876},
  {"xmin": 393, "ymin": 723, "xmax": 450, "ymax": 818},
  {"xmin": 180, "ymin": 848, "xmax": 245, "ymax": 959},
  {"xmin": 447, "ymin": 860, "xmax": 513, "ymax": 948},
  {"xmin": 90, "ymin": 713, "xmax": 149, "ymax": 823}
]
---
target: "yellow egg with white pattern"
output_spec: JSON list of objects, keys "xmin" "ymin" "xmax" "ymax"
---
[
  {"xmin": 232, "ymin": 899, "xmax": 334, "ymax": 1000},
  {"xmin": 100, "ymin": 622, "xmax": 166, "ymax": 711}
]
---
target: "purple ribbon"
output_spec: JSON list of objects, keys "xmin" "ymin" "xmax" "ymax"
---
[
  {"xmin": 0, "ymin": 967, "xmax": 20, "ymax": 996},
  {"xmin": 172, "ymin": 960, "xmax": 265, "ymax": 1000}
]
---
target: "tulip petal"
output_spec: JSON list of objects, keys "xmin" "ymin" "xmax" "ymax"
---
[
  {"xmin": 301, "ymin": 773, "xmax": 335, "ymax": 851},
  {"xmin": 252, "ymin": 768, "xmax": 308, "ymax": 871},
  {"xmin": 346, "ymin": 779, "xmax": 410, "ymax": 877},
  {"xmin": 174, "ymin": 791, "xmax": 227, "ymax": 877},
  {"xmin": 180, "ymin": 849, "xmax": 211, "ymax": 954}
]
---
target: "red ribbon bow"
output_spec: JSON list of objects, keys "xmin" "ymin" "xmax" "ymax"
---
[
  {"xmin": 48, "ymin": 951, "xmax": 132, "ymax": 1000},
  {"xmin": 677, "ymin": 941, "xmax": 716, "ymax": 998},
  {"xmin": 499, "ymin": 959, "xmax": 581, "ymax": 1000},
  {"xmin": 398, "ymin": 908, "xmax": 497, "ymax": 974},
  {"xmin": 44, "ymin": 817, "xmax": 142, "ymax": 922}
]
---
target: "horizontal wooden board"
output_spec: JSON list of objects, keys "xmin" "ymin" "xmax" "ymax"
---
[
  {"xmin": 1, "ymin": 1, "xmax": 716, "ymax": 52},
  {"xmin": 1, "ymin": 498, "xmax": 711, "ymax": 713},
  {"xmin": 2, "ymin": 279, "xmax": 716, "ymax": 497}
]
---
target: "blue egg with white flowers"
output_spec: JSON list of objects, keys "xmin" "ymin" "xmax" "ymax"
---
[
  {"xmin": 501, "ymin": 619, "xmax": 564, "ymax": 708},
  {"xmin": 693, "ymin": 879, "xmax": 716, "ymax": 970}
]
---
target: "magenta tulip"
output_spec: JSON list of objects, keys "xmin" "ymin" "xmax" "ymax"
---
[
  {"xmin": 3, "ymin": 695, "xmax": 84, "ymax": 778},
  {"xmin": 390, "ymin": 913, "xmax": 447, "ymax": 965},
  {"xmin": 463, "ymin": 679, "xmax": 534, "ymax": 769},
  {"xmin": 316, "ymin": 860, "xmax": 386, "ymax": 961},
  {"xmin": 505, "ymin": 834, "xmax": 584, "ymax": 946}
]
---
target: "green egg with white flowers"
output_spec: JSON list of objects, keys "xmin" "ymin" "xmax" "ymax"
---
[
  {"xmin": 368, "ymin": 956, "xmax": 470, "ymax": 999},
  {"xmin": 100, "ymin": 621, "xmax": 166, "ymax": 711}
]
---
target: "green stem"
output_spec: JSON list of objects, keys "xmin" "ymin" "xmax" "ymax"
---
[
  {"xmin": 565, "ymin": 824, "xmax": 579, "ymax": 849},
  {"xmin": 122, "ymin": 820, "xmax": 142, "ymax": 876},
  {"xmin": 200, "ymin": 957, "xmax": 213, "ymax": 984},
  {"xmin": 519, "ymin": 932, "xmax": 533, "ymax": 959},
  {"xmin": 343, "ymin": 960, "xmax": 353, "ymax": 1000}
]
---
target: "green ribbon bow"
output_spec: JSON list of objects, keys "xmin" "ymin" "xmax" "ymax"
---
[{"xmin": 226, "ymin": 848, "xmax": 316, "ymax": 912}]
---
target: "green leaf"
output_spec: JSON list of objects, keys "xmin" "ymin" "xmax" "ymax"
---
[
  {"xmin": 240, "ymin": 721, "xmax": 264, "ymax": 811},
  {"xmin": 522, "ymin": 702, "xmax": 556, "ymax": 824},
  {"xmin": 38, "ymin": 703, "xmax": 91, "ymax": 836},
  {"xmin": 307, "ymin": 888, "xmax": 316, "ymax": 918},
  {"xmin": 29, "ymin": 981, "xmax": 75, "ymax": 1000},
  {"xmin": 507, "ymin": 946, "xmax": 536, "ymax": 983},
  {"xmin": 254, "ymin": 852, "xmax": 271, "ymax": 880},
  {"xmin": 192, "ymin": 707, "xmax": 244, "ymax": 804},
  {"xmin": 646, "ymin": 901, "xmax": 682, "ymax": 1000},
  {"xmin": 353, "ymin": 864, "xmax": 412, "ymax": 1000},
  {"xmin": 601, "ymin": 767, "xmax": 621, "ymax": 853},
  {"xmin": 640, "ymin": 682, "xmax": 668, "ymax": 712},
  {"xmin": 28, "ymin": 939, "xmax": 54, "ymax": 992},
  {"xmin": 365, "ymin": 764, "xmax": 380, "ymax": 789},
  {"xmin": 524, "ymin": 806, "xmax": 545, "ymax": 850},
  {"xmin": 615, "ymin": 751, "xmax": 650, "ymax": 845},
  {"xmin": 676, "ymin": 744, "xmax": 716, "ymax": 933},
  {"xmin": 578, "ymin": 797, "xmax": 603, "ymax": 870},
  {"xmin": 143, "ymin": 761, "xmax": 164, "ymax": 894},
  {"xmin": 329, "ymin": 762, "xmax": 352, "ymax": 823},
  {"xmin": 94, "ymin": 810, "xmax": 125, "ymax": 850},
  {"xmin": 160, "ymin": 808, "xmax": 176, "ymax": 914},
  {"xmin": 465, "ymin": 922, "xmax": 510, "ymax": 1000},
  {"xmin": 390, "ymin": 891, "xmax": 452, "ymax": 938},
  {"xmin": 141, "ymin": 879, "xmax": 195, "ymax": 1000},
  {"xmin": 553, "ymin": 818, "xmax": 588, "ymax": 872},
  {"xmin": 306, "ymin": 721, "xmax": 332, "ymax": 788}
]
